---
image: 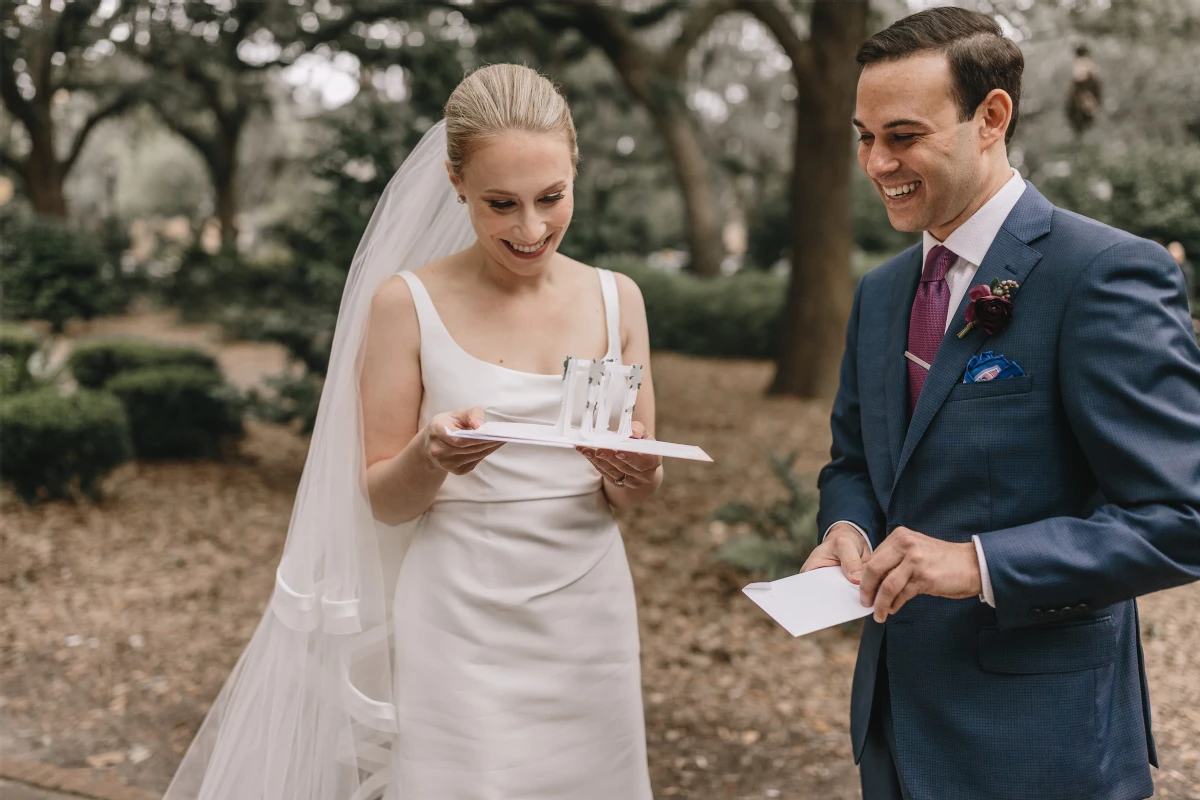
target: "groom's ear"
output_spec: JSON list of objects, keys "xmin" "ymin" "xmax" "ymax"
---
[{"xmin": 976, "ymin": 88, "xmax": 1014, "ymax": 148}]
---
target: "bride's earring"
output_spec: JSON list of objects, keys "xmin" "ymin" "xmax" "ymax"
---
[{"xmin": 457, "ymin": 195, "xmax": 466, "ymax": 204}]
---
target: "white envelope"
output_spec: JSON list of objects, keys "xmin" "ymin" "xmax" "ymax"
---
[{"xmin": 742, "ymin": 567, "xmax": 873, "ymax": 637}]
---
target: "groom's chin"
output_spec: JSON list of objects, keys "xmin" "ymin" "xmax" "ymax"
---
[{"xmin": 884, "ymin": 209, "xmax": 925, "ymax": 234}]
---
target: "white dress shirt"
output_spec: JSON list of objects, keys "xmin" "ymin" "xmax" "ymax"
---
[{"xmin": 829, "ymin": 168, "xmax": 1027, "ymax": 608}]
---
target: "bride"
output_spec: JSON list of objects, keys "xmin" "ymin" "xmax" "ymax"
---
[{"xmin": 164, "ymin": 64, "xmax": 660, "ymax": 799}]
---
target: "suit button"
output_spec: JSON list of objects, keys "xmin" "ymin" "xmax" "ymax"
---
[
  {"xmin": 1029, "ymin": 608, "xmax": 1043, "ymax": 620},
  {"xmin": 1059, "ymin": 606, "xmax": 1075, "ymax": 616},
  {"xmin": 1077, "ymin": 603, "xmax": 1090, "ymax": 612},
  {"xmin": 1044, "ymin": 608, "xmax": 1059, "ymax": 618}
]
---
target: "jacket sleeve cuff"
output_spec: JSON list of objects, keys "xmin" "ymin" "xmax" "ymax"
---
[
  {"xmin": 825, "ymin": 521, "xmax": 873, "ymax": 554},
  {"xmin": 973, "ymin": 534, "xmax": 996, "ymax": 607}
]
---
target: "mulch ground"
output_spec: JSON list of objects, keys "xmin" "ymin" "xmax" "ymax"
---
[{"xmin": 3, "ymin": 348, "xmax": 1199, "ymax": 799}]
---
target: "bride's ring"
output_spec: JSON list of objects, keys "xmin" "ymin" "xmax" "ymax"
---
[{"xmin": 615, "ymin": 473, "xmax": 627, "ymax": 487}]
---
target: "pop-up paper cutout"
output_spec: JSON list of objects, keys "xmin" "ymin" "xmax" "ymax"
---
[{"xmin": 450, "ymin": 356, "xmax": 712, "ymax": 462}]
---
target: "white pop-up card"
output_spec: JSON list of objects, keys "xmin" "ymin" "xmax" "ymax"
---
[{"xmin": 450, "ymin": 356, "xmax": 712, "ymax": 462}]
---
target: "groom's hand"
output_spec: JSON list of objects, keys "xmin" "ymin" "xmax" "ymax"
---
[
  {"xmin": 858, "ymin": 527, "xmax": 983, "ymax": 623},
  {"xmin": 800, "ymin": 523, "xmax": 869, "ymax": 584}
]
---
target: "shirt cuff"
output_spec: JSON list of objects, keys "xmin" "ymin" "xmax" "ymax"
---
[
  {"xmin": 825, "ymin": 521, "xmax": 873, "ymax": 554},
  {"xmin": 972, "ymin": 534, "xmax": 996, "ymax": 607}
]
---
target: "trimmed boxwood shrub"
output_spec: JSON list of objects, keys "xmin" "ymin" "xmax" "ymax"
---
[
  {"xmin": 0, "ymin": 325, "xmax": 42, "ymax": 395},
  {"xmin": 105, "ymin": 366, "xmax": 244, "ymax": 459},
  {"xmin": 0, "ymin": 210, "xmax": 131, "ymax": 331},
  {"xmin": 69, "ymin": 338, "xmax": 219, "ymax": 389},
  {"xmin": 0, "ymin": 389, "xmax": 133, "ymax": 503}
]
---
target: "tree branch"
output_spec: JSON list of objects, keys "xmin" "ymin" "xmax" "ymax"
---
[
  {"xmin": 64, "ymin": 89, "xmax": 141, "ymax": 172},
  {"xmin": 51, "ymin": 0, "xmax": 101, "ymax": 55},
  {"xmin": 736, "ymin": 0, "xmax": 810, "ymax": 78},
  {"xmin": 43, "ymin": 0, "xmax": 100, "ymax": 99},
  {"xmin": 663, "ymin": 0, "xmax": 737, "ymax": 77},
  {"xmin": 440, "ymin": 0, "xmax": 531, "ymax": 28},
  {"xmin": 626, "ymin": 0, "xmax": 684, "ymax": 30},
  {"xmin": 544, "ymin": 0, "xmax": 632, "ymax": 65},
  {"xmin": 180, "ymin": 57, "xmax": 226, "ymax": 117},
  {"xmin": 230, "ymin": 0, "xmax": 268, "ymax": 46},
  {"xmin": 154, "ymin": 111, "xmax": 220, "ymax": 170}
]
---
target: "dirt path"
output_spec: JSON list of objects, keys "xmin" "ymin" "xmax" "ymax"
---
[{"xmin": 2, "ymin": 329, "xmax": 1198, "ymax": 798}]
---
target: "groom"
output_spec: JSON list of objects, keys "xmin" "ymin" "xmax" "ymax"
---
[{"xmin": 805, "ymin": 7, "xmax": 1200, "ymax": 800}]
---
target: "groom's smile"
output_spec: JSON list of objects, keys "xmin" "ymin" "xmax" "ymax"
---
[
  {"xmin": 879, "ymin": 180, "xmax": 925, "ymax": 210},
  {"xmin": 882, "ymin": 181, "xmax": 922, "ymax": 198}
]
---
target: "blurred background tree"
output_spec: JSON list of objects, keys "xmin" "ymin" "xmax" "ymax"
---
[{"xmin": 0, "ymin": 0, "xmax": 141, "ymax": 217}]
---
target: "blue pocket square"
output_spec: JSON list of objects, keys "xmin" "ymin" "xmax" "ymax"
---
[{"xmin": 963, "ymin": 351, "xmax": 1025, "ymax": 383}]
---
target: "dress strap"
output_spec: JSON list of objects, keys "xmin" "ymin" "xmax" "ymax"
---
[
  {"xmin": 597, "ymin": 269, "xmax": 622, "ymax": 361},
  {"xmin": 397, "ymin": 271, "xmax": 452, "ymax": 350}
]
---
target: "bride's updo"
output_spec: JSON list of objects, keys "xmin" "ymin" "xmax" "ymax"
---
[{"xmin": 443, "ymin": 64, "xmax": 579, "ymax": 178}]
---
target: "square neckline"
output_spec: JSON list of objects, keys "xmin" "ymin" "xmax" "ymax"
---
[{"xmin": 401, "ymin": 268, "xmax": 620, "ymax": 378}]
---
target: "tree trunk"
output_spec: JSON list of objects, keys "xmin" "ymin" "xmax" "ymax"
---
[
  {"xmin": 213, "ymin": 122, "xmax": 241, "ymax": 253},
  {"xmin": 647, "ymin": 98, "xmax": 726, "ymax": 277},
  {"xmin": 214, "ymin": 163, "xmax": 238, "ymax": 252},
  {"xmin": 25, "ymin": 127, "xmax": 68, "ymax": 218},
  {"xmin": 769, "ymin": 1, "xmax": 867, "ymax": 398},
  {"xmin": 613, "ymin": 52, "xmax": 726, "ymax": 278}
]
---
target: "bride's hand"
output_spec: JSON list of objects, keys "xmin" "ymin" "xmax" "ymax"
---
[
  {"xmin": 423, "ymin": 408, "xmax": 504, "ymax": 475},
  {"xmin": 577, "ymin": 421, "xmax": 662, "ymax": 489}
]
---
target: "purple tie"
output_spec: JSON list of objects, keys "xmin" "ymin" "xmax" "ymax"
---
[{"xmin": 907, "ymin": 244, "xmax": 956, "ymax": 413}]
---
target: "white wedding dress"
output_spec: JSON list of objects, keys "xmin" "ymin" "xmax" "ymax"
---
[{"xmin": 387, "ymin": 268, "xmax": 653, "ymax": 800}]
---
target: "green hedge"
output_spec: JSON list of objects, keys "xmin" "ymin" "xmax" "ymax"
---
[
  {"xmin": 0, "ymin": 210, "xmax": 131, "ymax": 332},
  {"xmin": 0, "ymin": 389, "xmax": 133, "ymax": 503},
  {"xmin": 105, "ymin": 366, "xmax": 244, "ymax": 459},
  {"xmin": 1040, "ymin": 143, "xmax": 1200, "ymax": 260},
  {"xmin": 69, "ymin": 338, "xmax": 219, "ymax": 389},
  {"xmin": 246, "ymin": 372, "xmax": 323, "ymax": 434},
  {"xmin": 600, "ymin": 254, "xmax": 898, "ymax": 360},
  {"xmin": 602, "ymin": 258, "xmax": 786, "ymax": 359},
  {"xmin": 0, "ymin": 325, "xmax": 42, "ymax": 395}
]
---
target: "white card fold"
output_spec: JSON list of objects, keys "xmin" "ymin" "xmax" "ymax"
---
[
  {"xmin": 448, "ymin": 421, "xmax": 713, "ymax": 462},
  {"xmin": 742, "ymin": 567, "xmax": 872, "ymax": 637}
]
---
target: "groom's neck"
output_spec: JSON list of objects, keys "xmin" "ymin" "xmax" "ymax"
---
[{"xmin": 930, "ymin": 151, "xmax": 1014, "ymax": 241}]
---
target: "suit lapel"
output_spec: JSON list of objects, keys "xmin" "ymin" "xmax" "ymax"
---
[
  {"xmin": 891, "ymin": 184, "xmax": 1054, "ymax": 492},
  {"xmin": 883, "ymin": 248, "xmax": 922, "ymax": 475}
]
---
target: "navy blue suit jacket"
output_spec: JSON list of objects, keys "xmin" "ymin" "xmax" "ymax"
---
[{"xmin": 817, "ymin": 183, "xmax": 1200, "ymax": 799}]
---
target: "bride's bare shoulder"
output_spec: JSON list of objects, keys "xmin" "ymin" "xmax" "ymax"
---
[
  {"xmin": 556, "ymin": 253, "xmax": 611, "ymax": 285},
  {"xmin": 373, "ymin": 251, "xmax": 461, "ymax": 311},
  {"xmin": 560, "ymin": 255, "xmax": 645, "ymax": 308},
  {"xmin": 373, "ymin": 273, "xmax": 416, "ymax": 316}
]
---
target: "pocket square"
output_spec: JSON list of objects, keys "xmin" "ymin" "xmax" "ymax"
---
[{"xmin": 963, "ymin": 351, "xmax": 1025, "ymax": 383}]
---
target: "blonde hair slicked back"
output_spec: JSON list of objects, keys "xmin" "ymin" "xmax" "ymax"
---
[{"xmin": 444, "ymin": 64, "xmax": 579, "ymax": 178}]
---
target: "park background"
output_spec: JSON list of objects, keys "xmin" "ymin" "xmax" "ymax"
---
[{"xmin": 2, "ymin": 0, "xmax": 1199, "ymax": 798}]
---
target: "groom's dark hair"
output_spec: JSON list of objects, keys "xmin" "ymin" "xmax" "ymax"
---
[{"xmin": 857, "ymin": 6, "xmax": 1024, "ymax": 144}]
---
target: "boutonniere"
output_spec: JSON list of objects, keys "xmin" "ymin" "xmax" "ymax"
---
[{"xmin": 957, "ymin": 279, "xmax": 1020, "ymax": 339}]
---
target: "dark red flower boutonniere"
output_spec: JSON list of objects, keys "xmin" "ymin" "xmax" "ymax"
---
[{"xmin": 957, "ymin": 278, "xmax": 1020, "ymax": 339}]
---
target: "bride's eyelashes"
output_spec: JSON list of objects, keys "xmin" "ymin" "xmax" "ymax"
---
[{"xmin": 486, "ymin": 193, "xmax": 566, "ymax": 211}]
